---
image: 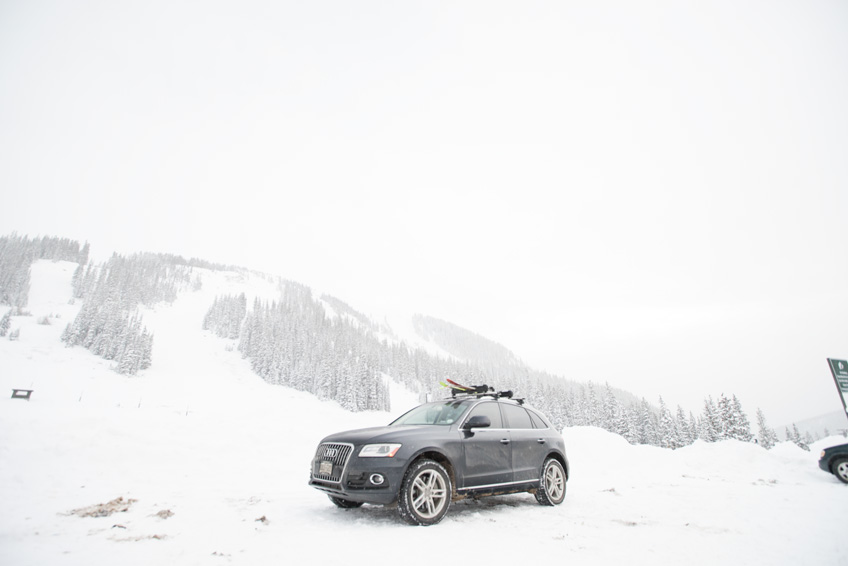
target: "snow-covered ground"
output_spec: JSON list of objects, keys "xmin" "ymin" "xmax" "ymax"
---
[{"xmin": 1, "ymin": 261, "xmax": 846, "ymax": 565}]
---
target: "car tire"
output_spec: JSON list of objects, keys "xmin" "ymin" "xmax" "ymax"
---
[
  {"xmin": 535, "ymin": 457, "xmax": 566, "ymax": 506},
  {"xmin": 397, "ymin": 459, "xmax": 452, "ymax": 526},
  {"xmin": 832, "ymin": 458, "xmax": 848, "ymax": 484},
  {"xmin": 328, "ymin": 496, "xmax": 364, "ymax": 509}
]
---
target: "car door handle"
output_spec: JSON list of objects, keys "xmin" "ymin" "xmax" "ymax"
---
[
  {"xmin": 537, "ymin": 439, "xmax": 546, "ymax": 444},
  {"xmin": 500, "ymin": 439, "xmax": 510, "ymax": 445}
]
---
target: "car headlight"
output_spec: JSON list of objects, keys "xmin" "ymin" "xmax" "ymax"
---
[{"xmin": 359, "ymin": 443, "xmax": 402, "ymax": 458}]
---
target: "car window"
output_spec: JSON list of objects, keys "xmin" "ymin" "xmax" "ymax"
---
[
  {"xmin": 464, "ymin": 401, "xmax": 503, "ymax": 428},
  {"xmin": 527, "ymin": 409, "xmax": 549, "ymax": 429},
  {"xmin": 501, "ymin": 403, "xmax": 533, "ymax": 429},
  {"xmin": 390, "ymin": 401, "xmax": 469, "ymax": 426}
]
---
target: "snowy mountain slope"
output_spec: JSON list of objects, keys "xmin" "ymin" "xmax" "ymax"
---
[
  {"xmin": 410, "ymin": 313, "xmax": 523, "ymax": 367},
  {"xmin": 333, "ymin": 303, "xmax": 463, "ymax": 363},
  {"xmin": 383, "ymin": 311, "xmax": 461, "ymax": 360},
  {"xmin": 1, "ymin": 262, "xmax": 847, "ymax": 565}
]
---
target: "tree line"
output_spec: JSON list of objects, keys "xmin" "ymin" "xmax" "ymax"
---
[
  {"xmin": 551, "ymin": 382, "xmax": 783, "ymax": 450},
  {"xmin": 0, "ymin": 233, "xmax": 89, "ymax": 308}
]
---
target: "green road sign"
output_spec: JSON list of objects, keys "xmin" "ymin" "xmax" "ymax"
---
[{"xmin": 828, "ymin": 358, "xmax": 848, "ymax": 393}]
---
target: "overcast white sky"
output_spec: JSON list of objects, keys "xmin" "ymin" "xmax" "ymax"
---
[{"xmin": 1, "ymin": 0, "xmax": 847, "ymax": 425}]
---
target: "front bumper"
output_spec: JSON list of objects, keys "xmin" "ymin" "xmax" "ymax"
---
[{"xmin": 309, "ymin": 445, "xmax": 407, "ymax": 505}]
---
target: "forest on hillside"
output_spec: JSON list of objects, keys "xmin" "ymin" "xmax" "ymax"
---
[{"xmin": 204, "ymin": 288, "xmax": 790, "ymax": 451}]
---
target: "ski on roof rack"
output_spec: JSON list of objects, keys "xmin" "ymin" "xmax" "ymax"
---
[{"xmin": 439, "ymin": 380, "xmax": 524, "ymax": 404}]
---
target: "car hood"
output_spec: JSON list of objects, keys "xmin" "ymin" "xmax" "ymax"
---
[
  {"xmin": 321, "ymin": 425, "xmax": 447, "ymax": 446},
  {"xmin": 822, "ymin": 442, "xmax": 848, "ymax": 455}
]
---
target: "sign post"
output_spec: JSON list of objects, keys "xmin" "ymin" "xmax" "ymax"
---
[{"xmin": 827, "ymin": 358, "xmax": 848, "ymax": 418}]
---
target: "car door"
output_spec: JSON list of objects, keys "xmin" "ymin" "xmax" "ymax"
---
[
  {"xmin": 459, "ymin": 401, "xmax": 512, "ymax": 488},
  {"xmin": 501, "ymin": 403, "xmax": 548, "ymax": 483}
]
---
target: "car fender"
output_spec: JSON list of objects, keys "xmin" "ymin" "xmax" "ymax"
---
[{"xmin": 403, "ymin": 445, "xmax": 461, "ymax": 486}]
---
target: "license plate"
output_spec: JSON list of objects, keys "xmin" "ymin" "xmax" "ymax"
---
[{"xmin": 319, "ymin": 460, "xmax": 333, "ymax": 476}]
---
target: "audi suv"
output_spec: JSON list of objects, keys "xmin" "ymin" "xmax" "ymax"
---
[{"xmin": 308, "ymin": 393, "xmax": 568, "ymax": 525}]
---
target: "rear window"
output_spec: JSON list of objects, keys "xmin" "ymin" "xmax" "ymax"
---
[
  {"xmin": 527, "ymin": 409, "xmax": 550, "ymax": 429},
  {"xmin": 501, "ymin": 403, "xmax": 533, "ymax": 429}
]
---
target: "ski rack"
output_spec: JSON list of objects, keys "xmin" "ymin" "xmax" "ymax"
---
[{"xmin": 447, "ymin": 387, "xmax": 524, "ymax": 405}]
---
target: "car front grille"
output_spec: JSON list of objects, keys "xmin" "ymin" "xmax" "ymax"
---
[{"xmin": 312, "ymin": 442, "xmax": 354, "ymax": 483}]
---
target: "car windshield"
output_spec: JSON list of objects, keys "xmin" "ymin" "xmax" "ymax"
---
[{"xmin": 390, "ymin": 401, "xmax": 469, "ymax": 426}]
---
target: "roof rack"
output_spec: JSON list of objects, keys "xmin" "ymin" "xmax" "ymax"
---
[{"xmin": 447, "ymin": 386, "xmax": 524, "ymax": 405}]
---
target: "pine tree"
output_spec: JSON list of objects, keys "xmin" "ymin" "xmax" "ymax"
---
[
  {"xmin": 602, "ymin": 382, "xmax": 620, "ymax": 433},
  {"xmin": 657, "ymin": 397, "xmax": 676, "ymax": 448},
  {"xmin": 638, "ymin": 398, "xmax": 658, "ymax": 445},
  {"xmin": 586, "ymin": 383, "xmax": 600, "ymax": 427},
  {"xmin": 727, "ymin": 395, "xmax": 753, "ymax": 441},
  {"xmin": 688, "ymin": 412, "xmax": 699, "ymax": 445},
  {"xmin": 700, "ymin": 396, "xmax": 720, "ymax": 442},
  {"xmin": 755, "ymin": 408, "xmax": 778, "ymax": 449},
  {"xmin": 78, "ymin": 242, "xmax": 90, "ymax": 264},
  {"xmin": 623, "ymin": 405, "xmax": 641, "ymax": 444},
  {"xmin": 140, "ymin": 329, "xmax": 153, "ymax": 370},
  {"xmin": 717, "ymin": 394, "xmax": 734, "ymax": 440},
  {"xmin": 676, "ymin": 405, "xmax": 692, "ymax": 447},
  {"xmin": 611, "ymin": 399, "xmax": 631, "ymax": 440},
  {"xmin": 0, "ymin": 309, "xmax": 10, "ymax": 337},
  {"xmin": 791, "ymin": 424, "xmax": 810, "ymax": 451}
]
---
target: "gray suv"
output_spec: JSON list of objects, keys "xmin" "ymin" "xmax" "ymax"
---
[{"xmin": 308, "ymin": 392, "xmax": 569, "ymax": 525}]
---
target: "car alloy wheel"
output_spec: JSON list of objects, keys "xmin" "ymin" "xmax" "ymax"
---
[
  {"xmin": 535, "ymin": 457, "xmax": 566, "ymax": 506},
  {"xmin": 398, "ymin": 459, "xmax": 451, "ymax": 525},
  {"xmin": 834, "ymin": 458, "xmax": 848, "ymax": 484}
]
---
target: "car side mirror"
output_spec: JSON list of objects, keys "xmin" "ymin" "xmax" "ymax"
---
[{"xmin": 462, "ymin": 415, "xmax": 491, "ymax": 430}]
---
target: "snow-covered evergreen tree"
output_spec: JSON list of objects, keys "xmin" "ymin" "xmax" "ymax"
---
[
  {"xmin": 657, "ymin": 396, "xmax": 678, "ymax": 449},
  {"xmin": 755, "ymin": 408, "xmax": 778, "ymax": 449},
  {"xmin": 791, "ymin": 424, "xmax": 810, "ymax": 451},
  {"xmin": 0, "ymin": 309, "xmax": 10, "ymax": 337},
  {"xmin": 637, "ymin": 398, "xmax": 658, "ymax": 445},
  {"xmin": 688, "ymin": 411, "xmax": 699, "ymax": 444},
  {"xmin": 717, "ymin": 394, "xmax": 734, "ymax": 440},
  {"xmin": 700, "ymin": 396, "xmax": 721, "ymax": 442},
  {"xmin": 675, "ymin": 405, "xmax": 692, "ymax": 447},
  {"xmin": 602, "ymin": 382, "xmax": 619, "ymax": 433},
  {"xmin": 586, "ymin": 383, "xmax": 600, "ymax": 428},
  {"xmin": 725, "ymin": 395, "xmax": 753, "ymax": 441}
]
